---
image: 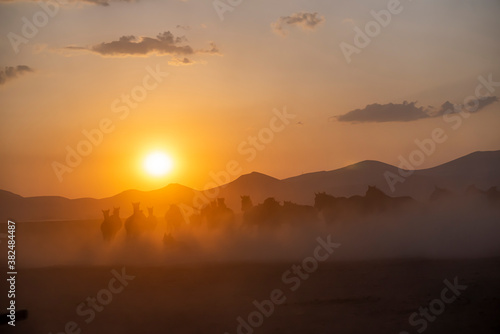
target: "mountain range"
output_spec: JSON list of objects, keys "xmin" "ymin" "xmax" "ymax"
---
[{"xmin": 2, "ymin": 150, "xmax": 499, "ymax": 222}]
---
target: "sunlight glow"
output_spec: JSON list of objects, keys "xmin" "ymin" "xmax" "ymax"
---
[{"xmin": 143, "ymin": 151, "xmax": 173, "ymax": 177}]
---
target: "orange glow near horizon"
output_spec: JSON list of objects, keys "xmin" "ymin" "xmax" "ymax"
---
[
  {"xmin": 143, "ymin": 151, "xmax": 174, "ymax": 177},
  {"xmin": 0, "ymin": 0, "xmax": 499, "ymax": 200}
]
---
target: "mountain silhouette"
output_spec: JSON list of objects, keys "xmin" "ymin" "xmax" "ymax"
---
[
  {"xmin": 1, "ymin": 150, "xmax": 499, "ymax": 221},
  {"xmin": 213, "ymin": 150, "xmax": 500, "ymax": 209}
]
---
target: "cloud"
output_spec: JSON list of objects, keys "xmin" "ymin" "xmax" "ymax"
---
[
  {"xmin": 433, "ymin": 96, "xmax": 498, "ymax": 117},
  {"xmin": 176, "ymin": 25, "xmax": 191, "ymax": 31},
  {"xmin": 335, "ymin": 97, "xmax": 498, "ymax": 123},
  {"xmin": 64, "ymin": 31, "xmax": 220, "ymax": 58},
  {"xmin": 476, "ymin": 95, "xmax": 498, "ymax": 110},
  {"xmin": 0, "ymin": 0, "xmax": 134, "ymax": 6},
  {"xmin": 201, "ymin": 41, "xmax": 220, "ymax": 54},
  {"xmin": 0, "ymin": 65, "xmax": 34, "ymax": 86},
  {"xmin": 168, "ymin": 57, "xmax": 194, "ymax": 66},
  {"xmin": 272, "ymin": 12, "xmax": 325, "ymax": 36}
]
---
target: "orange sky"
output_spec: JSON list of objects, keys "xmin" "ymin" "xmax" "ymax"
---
[{"xmin": 0, "ymin": 0, "xmax": 499, "ymax": 198}]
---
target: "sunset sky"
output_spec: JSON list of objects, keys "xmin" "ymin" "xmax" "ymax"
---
[{"xmin": 1, "ymin": 0, "xmax": 499, "ymax": 198}]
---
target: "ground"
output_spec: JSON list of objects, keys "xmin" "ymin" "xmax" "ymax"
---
[{"xmin": 3, "ymin": 259, "xmax": 500, "ymax": 334}]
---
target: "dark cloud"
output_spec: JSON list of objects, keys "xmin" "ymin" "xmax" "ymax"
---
[
  {"xmin": 335, "ymin": 97, "xmax": 498, "ymax": 123},
  {"xmin": 0, "ymin": 65, "xmax": 33, "ymax": 86},
  {"xmin": 272, "ymin": 12, "xmax": 325, "ymax": 36},
  {"xmin": 89, "ymin": 32, "xmax": 192, "ymax": 56},
  {"xmin": 66, "ymin": 31, "xmax": 219, "ymax": 57},
  {"xmin": 433, "ymin": 96, "xmax": 498, "ymax": 116},
  {"xmin": 168, "ymin": 57, "xmax": 194, "ymax": 66},
  {"xmin": 336, "ymin": 101, "xmax": 429, "ymax": 123},
  {"xmin": 433, "ymin": 101, "xmax": 457, "ymax": 116},
  {"xmin": 476, "ymin": 95, "xmax": 498, "ymax": 110}
]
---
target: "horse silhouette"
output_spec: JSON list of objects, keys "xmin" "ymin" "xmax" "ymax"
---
[
  {"xmin": 203, "ymin": 198, "xmax": 235, "ymax": 228},
  {"xmin": 241, "ymin": 196, "xmax": 317, "ymax": 227},
  {"xmin": 241, "ymin": 195, "xmax": 256, "ymax": 225},
  {"xmin": 282, "ymin": 201, "xmax": 318, "ymax": 225},
  {"xmin": 486, "ymin": 186, "xmax": 500, "ymax": 207},
  {"xmin": 111, "ymin": 207, "xmax": 122, "ymax": 235},
  {"xmin": 182, "ymin": 198, "xmax": 236, "ymax": 228},
  {"xmin": 125, "ymin": 202, "xmax": 147, "ymax": 239},
  {"xmin": 364, "ymin": 185, "xmax": 414, "ymax": 213},
  {"xmin": 429, "ymin": 186, "xmax": 454, "ymax": 202},
  {"xmin": 100, "ymin": 210, "xmax": 115, "ymax": 242},
  {"xmin": 465, "ymin": 185, "xmax": 500, "ymax": 208},
  {"xmin": 241, "ymin": 195, "xmax": 253, "ymax": 212},
  {"xmin": 252, "ymin": 197, "xmax": 284, "ymax": 227},
  {"xmin": 100, "ymin": 208, "xmax": 122, "ymax": 242},
  {"xmin": 164, "ymin": 204, "xmax": 185, "ymax": 235},
  {"xmin": 314, "ymin": 186, "xmax": 415, "ymax": 224},
  {"xmin": 145, "ymin": 207, "xmax": 158, "ymax": 231}
]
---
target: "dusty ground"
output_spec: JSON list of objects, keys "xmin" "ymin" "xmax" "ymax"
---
[{"xmin": 3, "ymin": 259, "xmax": 500, "ymax": 334}]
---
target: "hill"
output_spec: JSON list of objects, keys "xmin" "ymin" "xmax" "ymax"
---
[{"xmin": 1, "ymin": 150, "xmax": 499, "ymax": 221}]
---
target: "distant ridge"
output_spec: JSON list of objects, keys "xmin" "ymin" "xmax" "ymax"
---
[
  {"xmin": 418, "ymin": 150, "xmax": 500, "ymax": 176},
  {"xmin": 1, "ymin": 150, "xmax": 499, "ymax": 221},
  {"xmin": 226, "ymin": 172, "xmax": 280, "ymax": 191}
]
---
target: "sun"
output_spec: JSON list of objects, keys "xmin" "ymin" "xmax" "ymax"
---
[{"xmin": 143, "ymin": 151, "xmax": 173, "ymax": 177}]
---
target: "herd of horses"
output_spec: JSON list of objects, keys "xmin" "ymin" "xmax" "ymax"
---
[{"xmin": 100, "ymin": 185, "xmax": 500, "ymax": 243}]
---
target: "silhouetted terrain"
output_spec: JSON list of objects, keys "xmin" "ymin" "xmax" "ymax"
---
[
  {"xmin": 2, "ymin": 154, "xmax": 499, "ymax": 334},
  {"xmin": 1, "ymin": 150, "xmax": 499, "ymax": 221},
  {"xmin": 217, "ymin": 150, "xmax": 500, "ymax": 208}
]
